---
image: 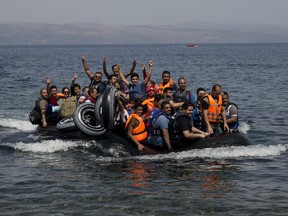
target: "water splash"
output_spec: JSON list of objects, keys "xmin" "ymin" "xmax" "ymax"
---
[
  {"xmin": 239, "ymin": 122, "xmax": 250, "ymax": 134},
  {"xmin": 0, "ymin": 118, "xmax": 37, "ymax": 132},
  {"xmin": 93, "ymin": 143, "xmax": 288, "ymax": 163},
  {"xmin": 8, "ymin": 139, "xmax": 92, "ymax": 153}
]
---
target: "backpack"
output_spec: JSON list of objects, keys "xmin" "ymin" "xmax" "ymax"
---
[
  {"xmin": 59, "ymin": 96, "xmax": 77, "ymax": 118},
  {"xmin": 29, "ymin": 102, "xmax": 41, "ymax": 125}
]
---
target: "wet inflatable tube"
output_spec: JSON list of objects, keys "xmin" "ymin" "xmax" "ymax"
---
[
  {"xmin": 172, "ymin": 132, "xmax": 252, "ymax": 152},
  {"xmin": 102, "ymin": 87, "xmax": 117, "ymax": 129},
  {"xmin": 107, "ymin": 132, "xmax": 252, "ymax": 156},
  {"xmin": 95, "ymin": 94, "xmax": 104, "ymax": 125},
  {"xmin": 37, "ymin": 124, "xmax": 95, "ymax": 140},
  {"xmin": 73, "ymin": 103, "xmax": 107, "ymax": 136},
  {"xmin": 56, "ymin": 117, "xmax": 78, "ymax": 132}
]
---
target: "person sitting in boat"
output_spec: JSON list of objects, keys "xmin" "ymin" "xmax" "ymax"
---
[
  {"xmin": 78, "ymin": 86, "xmax": 90, "ymax": 105},
  {"xmin": 125, "ymin": 103, "xmax": 147, "ymax": 153},
  {"xmin": 142, "ymin": 93, "xmax": 164, "ymax": 122},
  {"xmin": 118, "ymin": 60, "xmax": 153, "ymax": 101},
  {"xmin": 158, "ymin": 71, "xmax": 177, "ymax": 94},
  {"xmin": 192, "ymin": 87, "xmax": 206, "ymax": 130},
  {"xmin": 147, "ymin": 101, "xmax": 173, "ymax": 151},
  {"xmin": 45, "ymin": 76, "xmax": 62, "ymax": 113},
  {"xmin": 35, "ymin": 88, "xmax": 59, "ymax": 128},
  {"xmin": 163, "ymin": 87, "xmax": 184, "ymax": 113},
  {"xmin": 201, "ymin": 84, "xmax": 229, "ymax": 135},
  {"xmin": 70, "ymin": 73, "xmax": 81, "ymax": 100},
  {"xmin": 83, "ymin": 87, "xmax": 98, "ymax": 104},
  {"xmin": 168, "ymin": 102, "xmax": 208, "ymax": 147},
  {"xmin": 57, "ymin": 87, "xmax": 78, "ymax": 119},
  {"xmin": 174, "ymin": 77, "xmax": 196, "ymax": 104},
  {"xmin": 81, "ymin": 54, "xmax": 106, "ymax": 94},
  {"xmin": 103, "ymin": 56, "xmax": 136, "ymax": 79},
  {"xmin": 222, "ymin": 91, "xmax": 239, "ymax": 133},
  {"xmin": 45, "ymin": 77, "xmax": 60, "ymax": 106},
  {"xmin": 106, "ymin": 74, "xmax": 118, "ymax": 89}
]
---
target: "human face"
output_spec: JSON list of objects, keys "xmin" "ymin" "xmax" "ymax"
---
[
  {"xmin": 110, "ymin": 76, "xmax": 117, "ymax": 85},
  {"xmin": 131, "ymin": 76, "xmax": 139, "ymax": 86},
  {"xmin": 183, "ymin": 106, "xmax": 194, "ymax": 117},
  {"xmin": 94, "ymin": 73, "xmax": 102, "ymax": 82},
  {"xmin": 222, "ymin": 95, "xmax": 229, "ymax": 106},
  {"xmin": 162, "ymin": 73, "xmax": 170, "ymax": 84},
  {"xmin": 197, "ymin": 90, "xmax": 205, "ymax": 100},
  {"xmin": 74, "ymin": 87, "xmax": 81, "ymax": 95},
  {"xmin": 162, "ymin": 104, "xmax": 172, "ymax": 115},
  {"xmin": 51, "ymin": 88, "xmax": 57, "ymax": 96},
  {"xmin": 165, "ymin": 90, "xmax": 174, "ymax": 99},
  {"xmin": 63, "ymin": 89, "xmax": 70, "ymax": 98},
  {"xmin": 41, "ymin": 90, "xmax": 48, "ymax": 99},
  {"xmin": 124, "ymin": 91, "xmax": 130, "ymax": 100},
  {"xmin": 83, "ymin": 88, "xmax": 89, "ymax": 96},
  {"xmin": 112, "ymin": 65, "xmax": 119, "ymax": 74},
  {"xmin": 211, "ymin": 87, "xmax": 222, "ymax": 99},
  {"xmin": 91, "ymin": 89, "xmax": 98, "ymax": 99},
  {"xmin": 178, "ymin": 79, "xmax": 186, "ymax": 91},
  {"xmin": 135, "ymin": 106, "xmax": 143, "ymax": 116}
]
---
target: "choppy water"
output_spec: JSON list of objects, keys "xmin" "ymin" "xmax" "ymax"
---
[{"xmin": 0, "ymin": 43, "xmax": 288, "ymax": 215}]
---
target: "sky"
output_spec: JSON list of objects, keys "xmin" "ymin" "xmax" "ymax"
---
[{"xmin": 1, "ymin": 0, "xmax": 288, "ymax": 26}]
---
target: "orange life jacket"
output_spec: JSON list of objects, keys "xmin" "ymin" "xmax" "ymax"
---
[
  {"xmin": 125, "ymin": 114, "xmax": 147, "ymax": 141},
  {"xmin": 158, "ymin": 79, "xmax": 174, "ymax": 94},
  {"xmin": 206, "ymin": 94, "xmax": 223, "ymax": 123},
  {"xmin": 142, "ymin": 98, "xmax": 155, "ymax": 122}
]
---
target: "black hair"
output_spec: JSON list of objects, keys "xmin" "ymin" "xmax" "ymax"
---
[
  {"xmin": 182, "ymin": 102, "xmax": 194, "ymax": 110},
  {"xmin": 88, "ymin": 87, "xmax": 97, "ymax": 96},
  {"xmin": 160, "ymin": 100, "xmax": 171, "ymax": 109},
  {"xmin": 74, "ymin": 83, "xmax": 81, "ymax": 89},
  {"xmin": 50, "ymin": 85, "xmax": 57, "ymax": 91},
  {"xmin": 162, "ymin": 71, "xmax": 170, "ymax": 76},
  {"xmin": 112, "ymin": 64, "xmax": 118, "ymax": 71},
  {"xmin": 131, "ymin": 72, "xmax": 139, "ymax": 79},
  {"xmin": 223, "ymin": 91, "xmax": 229, "ymax": 97},
  {"xmin": 196, "ymin": 87, "xmax": 205, "ymax": 95},
  {"xmin": 163, "ymin": 87, "xmax": 173, "ymax": 94},
  {"xmin": 61, "ymin": 87, "xmax": 70, "ymax": 93},
  {"xmin": 108, "ymin": 74, "xmax": 117, "ymax": 80},
  {"xmin": 154, "ymin": 93, "xmax": 164, "ymax": 102}
]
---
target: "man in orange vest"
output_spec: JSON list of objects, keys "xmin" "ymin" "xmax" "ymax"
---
[
  {"xmin": 125, "ymin": 103, "xmax": 147, "ymax": 152},
  {"xmin": 158, "ymin": 71, "xmax": 177, "ymax": 94},
  {"xmin": 201, "ymin": 84, "xmax": 229, "ymax": 135}
]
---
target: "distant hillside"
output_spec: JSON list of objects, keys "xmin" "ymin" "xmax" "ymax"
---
[{"xmin": 1, "ymin": 22, "xmax": 288, "ymax": 45}]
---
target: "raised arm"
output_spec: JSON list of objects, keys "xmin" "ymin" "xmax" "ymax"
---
[
  {"xmin": 143, "ymin": 60, "xmax": 153, "ymax": 86},
  {"xmin": 141, "ymin": 62, "xmax": 147, "ymax": 79},
  {"xmin": 102, "ymin": 56, "xmax": 110, "ymax": 79},
  {"xmin": 124, "ymin": 59, "xmax": 137, "ymax": 78},
  {"xmin": 70, "ymin": 73, "xmax": 78, "ymax": 96},
  {"xmin": 45, "ymin": 76, "xmax": 51, "ymax": 98},
  {"xmin": 81, "ymin": 54, "xmax": 94, "ymax": 79},
  {"xmin": 118, "ymin": 64, "xmax": 130, "ymax": 87}
]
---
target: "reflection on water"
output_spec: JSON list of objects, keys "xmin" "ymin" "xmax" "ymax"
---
[{"xmin": 124, "ymin": 161, "xmax": 151, "ymax": 191}]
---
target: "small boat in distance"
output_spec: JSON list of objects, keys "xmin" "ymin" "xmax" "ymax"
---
[{"xmin": 186, "ymin": 43, "xmax": 197, "ymax": 47}]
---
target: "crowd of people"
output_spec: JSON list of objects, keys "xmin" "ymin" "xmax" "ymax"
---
[{"xmin": 33, "ymin": 54, "xmax": 239, "ymax": 152}]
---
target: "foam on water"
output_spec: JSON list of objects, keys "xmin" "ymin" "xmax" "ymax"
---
[
  {"xmin": 239, "ymin": 122, "xmax": 250, "ymax": 134},
  {"xmin": 92, "ymin": 143, "xmax": 288, "ymax": 163},
  {"xmin": 0, "ymin": 118, "xmax": 37, "ymax": 132},
  {"xmin": 5, "ymin": 139, "xmax": 92, "ymax": 153}
]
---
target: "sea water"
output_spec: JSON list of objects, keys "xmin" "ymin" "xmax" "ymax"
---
[{"xmin": 0, "ymin": 43, "xmax": 288, "ymax": 215}]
